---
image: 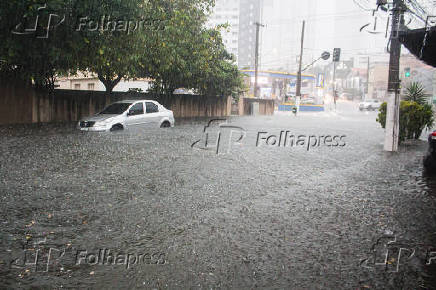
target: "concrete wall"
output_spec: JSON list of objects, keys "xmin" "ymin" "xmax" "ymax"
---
[
  {"xmin": 0, "ymin": 85, "xmax": 232, "ymax": 125},
  {"xmin": 238, "ymin": 98, "xmax": 275, "ymax": 116}
]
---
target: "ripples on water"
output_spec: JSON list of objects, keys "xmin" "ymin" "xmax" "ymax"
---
[{"xmin": 1, "ymin": 113, "xmax": 436, "ymax": 289}]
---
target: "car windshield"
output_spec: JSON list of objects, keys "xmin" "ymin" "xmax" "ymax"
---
[{"xmin": 99, "ymin": 103, "xmax": 132, "ymax": 115}]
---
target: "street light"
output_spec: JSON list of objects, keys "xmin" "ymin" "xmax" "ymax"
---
[{"xmin": 301, "ymin": 51, "xmax": 331, "ymax": 72}]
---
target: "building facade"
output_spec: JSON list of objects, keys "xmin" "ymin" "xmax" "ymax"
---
[
  {"xmin": 56, "ymin": 73, "xmax": 151, "ymax": 92},
  {"xmin": 207, "ymin": 0, "xmax": 241, "ymax": 62},
  {"xmin": 237, "ymin": 0, "xmax": 262, "ymax": 69}
]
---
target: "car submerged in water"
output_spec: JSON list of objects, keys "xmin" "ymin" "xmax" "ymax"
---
[{"xmin": 78, "ymin": 100, "xmax": 175, "ymax": 132}]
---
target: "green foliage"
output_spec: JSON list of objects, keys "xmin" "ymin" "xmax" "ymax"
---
[
  {"xmin": 376, "ymin": 102, "xmax": 387, "ymax": 129},
  {"xmin": 0, "ymin": 0, "xmax": 81, "ymax": 89},
  {"xmin": 377, "ymin": 101, "xmax": 434, "ymax": 142},
  {"xmin": 145, "ymin": 0, "xmax": 245, "ymax": 97},
  {"xmin": 78, "ymin": 0, "xmax": 147, "ymax": 92},
  {"xmin": 0, "ymin": 0, "xmax": 244, "ymax": 97},
  {"xmin": 403, "ymin": 82, "xmax": 429, "ymax": 105}
]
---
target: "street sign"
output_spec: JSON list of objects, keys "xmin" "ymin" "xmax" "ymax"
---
[{"xmin": 321, "ymin": 51, "xmax": 330, "ymax": 60}]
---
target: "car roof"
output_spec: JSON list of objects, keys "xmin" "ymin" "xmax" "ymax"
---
[{"xmin": 115, "ymin": 100, "xmax": 158, "ymax": 104}]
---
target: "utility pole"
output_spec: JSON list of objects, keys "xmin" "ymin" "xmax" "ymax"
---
[
  {"xmin": 384, "ymin": 0, "xmax": 405, "ymax": 152},
  {"xmin": 333, "ymin": 62, "xmax": 337, "ymax": 110},
  {"xmin": 254, "ymin": 22, "xmax": 265, "ymax": 99},
  {"xmin": 332, "ymin": 62, "xmax": 337, "ymax": 91},
  {"xmin": 366, "ymin": 56, "xmax": 370, "ymax": 99},
  {"xmin": 296, "ymin": 20, "xmax": 305, "ymax": 98},
  {"xmin": 332, "ymin": 48, "xmax": 341, "ymax": 110}
]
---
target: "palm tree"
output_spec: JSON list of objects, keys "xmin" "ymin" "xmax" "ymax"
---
[{"xmin": 404, "ymin": 82, "xmax": 428, "ymax": 105}]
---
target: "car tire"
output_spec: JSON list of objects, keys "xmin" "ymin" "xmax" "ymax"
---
[
  {"xmin": 160, "ymin": 121, "xmax": 171, "ymax": 128},
  {"xmin": 110, "ymin": 124, "xmax": 124, "ymax": 131}
]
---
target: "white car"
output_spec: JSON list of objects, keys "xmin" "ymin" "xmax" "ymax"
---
[
  {"xmin": 78, "ymin": 100, "xmax": 175, "ymax": 131},
  {"xmin": 359, "ymin": 99, "xmax": 382, "ymax": 111}
]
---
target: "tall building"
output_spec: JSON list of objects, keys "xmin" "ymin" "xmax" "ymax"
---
[
  {"xmin": 207, "ymin": 0, "xmax": 240, "ymax": 62},
  {"xmin": 237, "ymin": 0, "xmax": 262, "ymax": 69}
]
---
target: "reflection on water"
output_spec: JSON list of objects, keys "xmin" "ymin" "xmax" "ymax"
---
[{"xmin": 1, "ymin": 110, "xmax": 436, "ymax": 289}]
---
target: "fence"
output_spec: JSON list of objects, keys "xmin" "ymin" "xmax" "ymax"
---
[
  {"xmin": 0, "ymin": 85, "xmax": 232, "ymax": 125},
  {"xmin": 238, "ymin": 98, "xmax": 275, "ymax": 116}
]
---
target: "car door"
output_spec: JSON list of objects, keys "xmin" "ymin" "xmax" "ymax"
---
[
  {"xmin": 125, "ymin": 102, "xmax": 145, "ymax": 127},
  {"xmin": 145, "ymin": 102, "xmax": 162, "ymax": 127}
]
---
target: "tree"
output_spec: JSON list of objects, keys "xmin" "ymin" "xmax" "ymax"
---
[
  {"xmin": 144, "ymin": 0, "xmax": 244, "ymax": 97},
  {"xmin": 144, "ymin": 0, "xmax": 214, "ymax": 95},
  {"xmin": 190, "ymin": 27, "xmax": 245, "ymax": 97},
  {"xmin": 1, "ymin": 0, "xmax": 245, "ymax": 98},
  {"xmin": 403, "ymin": 82, "xmax": 429, "ymax": 105},
  {"xmin": 74, "ymin": 0, "xmax": 147, "ymax": 93},
  {"xmin": 0, "ymin": 0, "xmax": 81, "ymax": 90},
  {"xmin": 0, "ymin": 0, "xmax": 146, "ymax": 92}
]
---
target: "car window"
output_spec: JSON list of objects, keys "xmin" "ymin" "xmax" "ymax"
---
[
  {"xmin": 100, "ymin": 103, "xmax": 132, "ymax": 114},
  {"xmin": 128, "ymin": 102, "xmax": 144, "ymax": 116},
  {"xmin": 146, "ymin": 102, "xmax": 159, "ymax": 113}
]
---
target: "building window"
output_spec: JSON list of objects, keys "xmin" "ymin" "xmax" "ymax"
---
[
  {"xmin": 74, "ymin": 84, "xmax": 81, "ymax": 90},
  {"xmin": 88, "ymin": 83, "xmax": 95, "ymax": 90}
]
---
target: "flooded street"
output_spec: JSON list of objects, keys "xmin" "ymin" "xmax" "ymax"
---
[{"xmin": 1, "ymin": 102, "xmax": 436, "ymax": 289}]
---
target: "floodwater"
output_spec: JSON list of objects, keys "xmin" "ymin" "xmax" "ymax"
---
[{"xmin": 1, "ymin": 102, "xmax": 435, "ymax": 289}]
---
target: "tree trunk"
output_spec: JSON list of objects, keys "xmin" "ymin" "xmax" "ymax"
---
[{"xmin": 98, "ymin": 74, "xmax": 122, "ymax": 93}]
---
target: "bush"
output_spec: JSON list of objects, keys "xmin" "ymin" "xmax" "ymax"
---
[
  {"xmin": 404, "ymin": 82, "xmax": 429, "ymax": 105},
  {"xmin": 377, "ymin": 101, "xmax": 434, "ymax": 142}
]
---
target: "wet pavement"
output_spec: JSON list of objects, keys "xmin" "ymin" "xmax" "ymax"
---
[{"xmin": 1, "ymin": 101, "xmax": 436, "ymax": 289}]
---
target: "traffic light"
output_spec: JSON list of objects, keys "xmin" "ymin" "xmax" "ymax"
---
[
  {"xmin": 333, "ymin": 48, "xmax": 341, "ymax": 62},
  {"xmin": 405, "ymin": 67, "xmax": 411, "ymax": 77}
]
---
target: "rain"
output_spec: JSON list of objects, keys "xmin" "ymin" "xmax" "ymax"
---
[{"xmin": 1, "ymin": 0, "xmax": 436, "ymax": 289}]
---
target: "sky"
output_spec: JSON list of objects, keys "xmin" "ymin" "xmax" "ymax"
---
[{"xmin": 258, "ymin": 0, "xmax": 416, "ymax": 71}]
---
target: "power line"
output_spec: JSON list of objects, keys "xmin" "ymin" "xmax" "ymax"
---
[{"xmin": 353, "ymin": 0, "xmax": 373, "ymax": 12}]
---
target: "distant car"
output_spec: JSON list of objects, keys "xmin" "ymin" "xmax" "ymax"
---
[
  {"xmin": 359, "ymin": 99, "xmax": 381, "ymax": 111},
  {"xmin": 340, "ymin": 93, "xmax": 353, "ymax": 100},
  {"xmin": 424, "ymin": 131, "xmax": 436, "ymax": 170},
  {"xmin": 78, "ymin": 100, "xmax": 175, "ymax": 131}
]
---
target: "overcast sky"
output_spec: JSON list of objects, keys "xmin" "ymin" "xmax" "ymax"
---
[{"xmin": 259, "ymin": 0, "xmax": 402, "ymax": 71}]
